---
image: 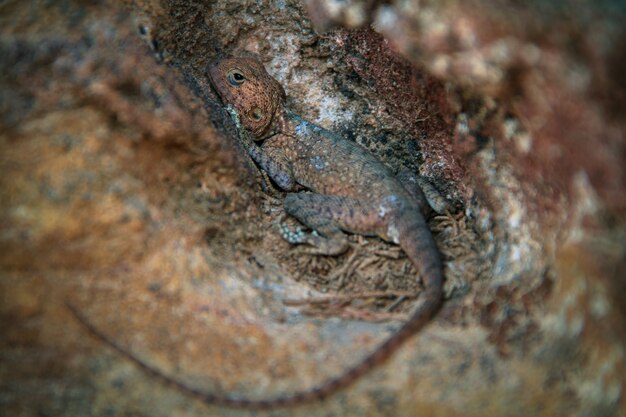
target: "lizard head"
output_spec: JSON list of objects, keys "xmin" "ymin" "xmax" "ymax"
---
[{"xmin": 207, "ymin": 57, "xmax": 286, "ymax": 139}]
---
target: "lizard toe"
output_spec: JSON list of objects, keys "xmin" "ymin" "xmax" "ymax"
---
[{"xmin": 277, "ymin": 222, "xmax": 306, "ymax": 244}]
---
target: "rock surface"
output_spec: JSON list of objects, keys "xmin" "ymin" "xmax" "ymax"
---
[{"xmin": 0, "ymin": 0, "xmax": 624, "ymax": 416}]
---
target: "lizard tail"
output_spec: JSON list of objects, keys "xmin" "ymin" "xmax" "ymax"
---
[{"xmin": 66, "ymin": 214, "xmax": 443, "ymax": 410}]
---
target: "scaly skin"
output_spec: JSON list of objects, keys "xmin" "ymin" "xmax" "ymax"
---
[{"xmin": 69, "ymin": 57, "xmax": 445, "ymax": 410}]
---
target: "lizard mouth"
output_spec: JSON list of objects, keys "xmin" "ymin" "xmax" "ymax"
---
[{"xmin": 206, "ymin": 59, "xmax": 229, "ymax": 104}]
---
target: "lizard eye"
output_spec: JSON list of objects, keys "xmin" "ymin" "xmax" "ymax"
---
[
  {"xmin": 251, "ymin": 107, "xmax": 264, "ymax": 121},
  {"xmin": 227, "ymin": 69, "xmax": 246, "ymax": 86}
]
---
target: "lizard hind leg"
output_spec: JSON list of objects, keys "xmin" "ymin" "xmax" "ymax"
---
[
  {"xmin": 395, "ymin": 167, "xmax": 430, "ymax": 216},
  {"xmin": 281, "ymin": 193, "xmax": 375, "ymax": 256},
  {"xmin": 396, "ymin": 167, "xmax": 452, "ymax": 215}
]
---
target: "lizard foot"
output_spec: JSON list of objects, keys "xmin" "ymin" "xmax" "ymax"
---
[
  {"xmin": 277, "ymin": 222, "xmax": 348, "ymax": 256},
  {"xmin": 278, "ymin": 222, "xmax": 308, "ymax": 244}
]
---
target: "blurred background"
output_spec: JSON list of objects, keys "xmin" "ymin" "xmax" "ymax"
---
[{"xmin": 1, "ymin": 1, "xmax": 624, "ymax": 416}]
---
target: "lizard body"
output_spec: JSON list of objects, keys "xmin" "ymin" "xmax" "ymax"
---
[
  {"xmin": 69, "ymin": 57, "xmax": 445, "ymax": 410},
  {"xmin": 207, "ymin": 57, "xmax": 445, "ymax": 408}
]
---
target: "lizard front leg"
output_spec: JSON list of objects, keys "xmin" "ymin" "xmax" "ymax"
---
[{"xmin": 248, "ymin": 144, "xmax": 296, "ymax": 191}]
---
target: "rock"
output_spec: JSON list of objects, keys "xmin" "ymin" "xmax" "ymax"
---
[{"xmin": 1, "ymin": 0, "xmax": 623, "ymax": 416}]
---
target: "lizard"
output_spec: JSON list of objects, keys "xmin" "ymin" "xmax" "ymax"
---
[{"xmin": 68, "ymin": 56, "xmax": 445, "ymax": 410}]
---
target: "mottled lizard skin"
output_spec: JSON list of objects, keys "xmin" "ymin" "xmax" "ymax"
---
[{"xmin": 69, "ymin": 57, "xmax": 445, "ymax": 410}]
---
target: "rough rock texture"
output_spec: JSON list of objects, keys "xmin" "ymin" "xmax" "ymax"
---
[{"xmin": 1, "ymin": 0, "xmax": 624, "ymax": 416}]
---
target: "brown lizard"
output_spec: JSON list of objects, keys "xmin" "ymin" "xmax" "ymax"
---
[{"xmin": 69, "ymin": 56, "xmax": 445, "ymax": 410}]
